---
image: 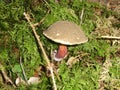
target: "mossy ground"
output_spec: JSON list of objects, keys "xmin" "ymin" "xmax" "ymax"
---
[{"xmin": 0, "ymin": 0, "xmax": 120, "ymax": 90}]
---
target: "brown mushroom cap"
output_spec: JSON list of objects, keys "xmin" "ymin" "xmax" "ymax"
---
[{"xmin": 43, "ymin": 21, "xmax": 88, "ymax": 45}]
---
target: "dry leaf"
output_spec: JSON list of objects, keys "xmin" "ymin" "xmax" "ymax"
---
[
  {"xmin": 27, "ymin": 77, "xmax": 40, "ymax": 84},
  {"xmin": 15, "ymin": 77, "xmax": 26, "ymax": 86},
  {"xmin": 66, "ymin": 56, "xmax": 79, "ymax": 68},
  {"xmin": 15, "ymin": 76, "xmax": 40, "ymax": 85}
]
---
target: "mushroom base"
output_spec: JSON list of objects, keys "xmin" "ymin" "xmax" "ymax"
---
[{"xmin": 53, "ymin": 45, "xmax": 68, "ymax": 61}]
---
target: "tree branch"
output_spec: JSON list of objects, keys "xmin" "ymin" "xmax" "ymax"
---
[{"xmin": 23, "ymin": 12, "xmax": 57, "ymax": 90}]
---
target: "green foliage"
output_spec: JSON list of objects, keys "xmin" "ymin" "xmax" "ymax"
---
[
  {"xmin": 43, "ymin": 1, "xmax": 79, "ymax": 26},
  {"xmin": 12, "ymin": 64, "xmax": 22, "ymax": 73},
  {"xmin": 57, "ymin": 62, "xmax": 100, "ymax": 90},
  {"xmin": 0, "ymin": 0, "xmax": 42, "ymax": 80},
  {"xmin": 83, "ymin": 39, "xmax": 110, "ymax": 56},
  {"xmin": 0, "ymin": 49, "xmax": 8, "ymax": 61},
  {"xmin": 110, "ymin": 58, "xmax": 120, "ymax": 78}
]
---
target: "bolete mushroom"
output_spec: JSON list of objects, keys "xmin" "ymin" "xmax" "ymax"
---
[{"xmin": 43, "ymin": 21, "xmax": 88, "ymax": 61}]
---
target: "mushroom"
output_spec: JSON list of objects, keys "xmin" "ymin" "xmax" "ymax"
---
[{"xmin": 43, "ymin": 21, "xmax": 88, "ymax": 61}]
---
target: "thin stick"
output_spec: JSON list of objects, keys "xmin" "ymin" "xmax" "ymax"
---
[
  {"xmin": 101, "ymin": 36, "xmax": 120, "ymax": 40},
  {"xmin": 34, "ymin": 9, "xmax": 50, "ymax": 27},
  {"xmin": 19, "ymin": 56, "xmax": 28, "ymax": 85},
  {"xmin": 80, "ymin": 8, "xmax": 84, "ymax": 25},
  {"xmin": 0, "ymin": 63, "xmax": 16, "ymax": 88},
  {"xmin": 23, "ymin": 12, "xmax": 57, "ymax": 90}
]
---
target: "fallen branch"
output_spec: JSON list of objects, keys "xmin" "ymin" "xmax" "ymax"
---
[{"xmin": 23, "ymin": 12, "xmax": 57, "ymax": 90}]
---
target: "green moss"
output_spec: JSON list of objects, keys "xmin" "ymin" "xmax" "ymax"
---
[{"xmin": 0, "ymin": 0, "xmax": 119, "ymax": 90}]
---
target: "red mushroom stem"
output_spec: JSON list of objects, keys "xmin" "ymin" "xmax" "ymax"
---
[{"xmin": 55, "ymin": 44, "xmax": 68, "ymax": 59}]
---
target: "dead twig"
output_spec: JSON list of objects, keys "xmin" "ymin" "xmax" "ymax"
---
[
  {"xmin": 0, "ymin": 62, "xmax": 16, "ymax": 88},
  {"xmin": 101, "ymin": 36, "xmax": 120, "ymax": 40},
  {"xmin": 23, "ymin": 12, "xmax": 57, "ymax": 90},
  {"xmin": 34, "ymin": 9, "xmax": 50, "ymax": 27},
  {"xmin": 80, "ymin": 8, "xmax": 84, "ymax": 25},
  {"xmin": 19, "ymin": 56, "xmax": 28, "ymax": 85}
]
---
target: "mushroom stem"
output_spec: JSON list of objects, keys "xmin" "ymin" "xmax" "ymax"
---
[{"xmin": 55, "ymin": 44, "xmax": 68, "ymax": 60}]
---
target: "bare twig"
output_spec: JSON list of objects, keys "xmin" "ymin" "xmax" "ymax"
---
[
  {"xmin": 23, "ymin": 12, "xmax": 57, "ymax": 90},
  {"xmin": 34, "ymin": 9, "xmax": 50, "ymax": 27},
  {"xmin": 101, "ymin": 36, "xmax": 120, "ymax": 40},
  {"xmin": 0, "ymin": 63, "xmax": 16, "ymax": 88},
  {"xmin": 19, "ymin": 56, "xmax": 28, "ymax": 85},
  {"xmin": 23, "ymin": 12, "xmax": 50, "ymax": 65},
  {"xmin": 80, "ymin": 8, "xmax": 84, "ymax": 25}
]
